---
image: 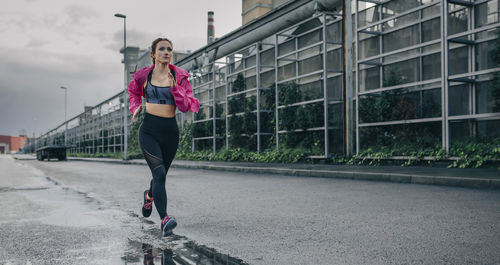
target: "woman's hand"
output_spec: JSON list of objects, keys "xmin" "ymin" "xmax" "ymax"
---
[{"xmin": 132, "ymin": 105, "xmax": 142, "ymax": 123}]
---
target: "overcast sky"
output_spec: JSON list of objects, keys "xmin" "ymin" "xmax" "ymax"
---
[{"xmin": 0, "ymin": 0, "xmax": 241, "ymax": 137}]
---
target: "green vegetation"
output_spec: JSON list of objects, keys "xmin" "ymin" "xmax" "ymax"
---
[
  {"xmin": 68, "ymin": 152, "xmax": 124, "ymax": 159},
  {"xmin": 449, "ymin": 137, "xmax": 500, "ymax": 168},
  {"xmin": 127, "ymin": 111, "xmax": 144, "ymax": 160},
  {"xmin": 176, "ymin": 147, "xmax": 312, "ymax": 164}
]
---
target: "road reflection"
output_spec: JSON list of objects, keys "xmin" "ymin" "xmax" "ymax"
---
[{"xmin": 123, "ymin": 237, "xmax": 249, "ymax": 265}]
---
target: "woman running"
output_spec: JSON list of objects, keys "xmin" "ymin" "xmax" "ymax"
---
[{"xmin": 128, "ymin": 37, "xmax": 199, "ymax": 236}]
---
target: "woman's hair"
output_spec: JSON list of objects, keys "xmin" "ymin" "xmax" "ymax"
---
[{"xmin": 151, "ymin": 37, "xmax": 173, "ymax": 64}]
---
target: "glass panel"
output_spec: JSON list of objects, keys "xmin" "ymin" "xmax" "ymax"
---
[
  {"xmin": 475, "ymin": 0, "xmax": 499, "ymax": 28},
  {"xmin": 383, "ymin": 58, "xmax": 420, "ymax": 87},
  {"xmin": 448, "ymin": 8, "xmax": 469, "ymax": 35},
  {"xmin": 422, "ymin": 3, "xmax": 441, "ymax": 18},
  {"xmin": 422, "ymin": 52, "xmax": 441, "ymax": 80},
  {"xmin": 359, "ymin": 66, "xmax": 380, "ymax": 92},
  {"xmin": 260, "ymin": 48, "xmax": 275, "ymax": 67},
  {"xmin": 260, "ymin": 70, "xmax": 275, "ymax": 89},
  {"xmin": 329, "ymin": 127, "xmax": 344, "ymax": 155},
  {"xmin": 358, "ymin": 5, "xmax": 381, "ymax": 27},
  {"xmin": 477, "ymin": 80, "xmax": 500, "ymax": 113},
  {"xmin": 448, "ymin": 46, "xmax": 469, "ymax": 75},
  {"xmin": 421, "ymin": 88, "xmax": 442, "ymax": 118},
  {"xmin": 383, "ymin": 12, "xmax": 419, "ymax": 31},
  {"xmin": 278, "ymin": 103, "xmax": 324, "ymax": 130},
  {"xmin": 215, "ymin": 85, "xmax": 225, "ymax": 101},
  {"xmin": 260, "ymin": 88, "xmax": 275, "ymax": 111},
  {"xmin": 477, "ymin": 120, "xmax": 500, "ymax": 138},
  {"xmin": 298, "ymin": 73, "xmax": 322, "ymax": 86},
  {"xmin": 327, "ymin": 48, "xmax": 343, "ymax": 71},
  {"xmin": 423, "ymin": 43, "xmax": 441, "ymax": 53},
  {"xmin": 299, "ymin": 80, "xmax": 323, "ymax": 101},
  {"xmin": 328, "ymin": 103, "xmax": 343, "ymax": 128},
  {"xmin": 229, "ymin": 56, "xmax": 244, "ymax": 74},
  {"xmin": 298, "ymin": 45, "xmax": 321, "ymax": 60},
  {"xmin": 278, "ymin": 54, "xmax": 295, "ymax": 67},
  {"xmin": 228, "ymin": 74, "xmax": 246, "ymax": 94},
  {"xmin": 449, "ymin": 84, "xmax": 470, "ymax": 116},
  {"xmin": 476, "ymin": 28, "xmax": 498, "ymax": 41},
  {"xmin": 449, "ymin": 120, "xmax": 471, "ymax": 144},
  {"xmin": 278, "ymin": 39, "xmax": 295, "ymax": 56},
  {"xmin": 298, "ymin": 30, "xmax": 322, "ymax": 49},
  {"xmin": 298, "ymin": 55, "xmax": 322, "ymax": 75},
  {"xmin": 327, "ymin": 75, "xmax": 343, "ymax": 100},
  {"xmin": 384, "ymin": 48, "xmax": 420, "ymax": 63},
  {"xmin": 475, "ymin": 40, "xmax": 497, "ymax": 71},
  {"xmin": 383, "ymin": 0, "xmax": 420, "ymax": 19},
  {"xmin": 260, "ymin": 112, "xmax": 275, "ymax": 138},
  {"xmin": 245, "ymin": 55, "xmax": 256, "ymax": 68},
  {"xmin": 422, "ymin": 17, "xmax": 441, "ymax": 43},
  {"xmin": 280, "ymin": 131, "xmax": 324, "ymax": 154},
  {"xmin": 326, "ymin": 22, "xmax": 342, "ymax": 43},
  {"xmin": 383, "ymin": 25, "xmax": 420, "ymax": 53},
  {"xmin": 359, "ymin": 122, "xmax": 441, "ymax": 151},
  {"xmin": 245, "ymin": 74, "xmax": 257, "ymax": 90},
  {"xmin": 359, "ymin": 36, "xmax": 380, "ymax": 59},
  {"xmin": 215, "ymin": 103, "xmax": 226, "ymax": 119},
  {"xmin": 278, "ymin": 82, "xmax": 300, "ymax": 106},
  {"xmin": 359, "ymin": 87, "xmax": 440, "ymax": 123},
  {"xmin": 293, "ymin": 18, "xmax": 322, "ymax": 35}
]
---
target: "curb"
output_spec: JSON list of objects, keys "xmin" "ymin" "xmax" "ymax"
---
[
  {"xmin": 170, "ymin": 163, "xmax": 500, "ymax": 189},
  {"xmin": 63, "ymin": 157, "xmax": 500, "ymax": 190}
]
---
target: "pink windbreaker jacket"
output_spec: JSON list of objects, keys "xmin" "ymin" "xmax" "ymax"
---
[{"xmin": 128, "ymin": 64, "xmax": 200, "ymax": 114}]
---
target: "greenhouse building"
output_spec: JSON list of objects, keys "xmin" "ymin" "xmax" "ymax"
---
[{"xmin": 28, "ymin": 0, "xmax": 500, "ymax": 160}]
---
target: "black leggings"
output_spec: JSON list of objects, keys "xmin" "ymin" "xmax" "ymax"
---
[{"xmin": 139, "ymin": 112, "xmax": 179, "ymax": 220}]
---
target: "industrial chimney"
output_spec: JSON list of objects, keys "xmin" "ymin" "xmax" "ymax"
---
[{"xmin": 207, "ymin": 11, "xmax": 215, "ymax": 44}]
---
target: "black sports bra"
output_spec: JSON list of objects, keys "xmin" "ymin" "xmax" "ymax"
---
[{"xmin": 144, "ymin": 69, "xmax": 176, "ymax": 105}]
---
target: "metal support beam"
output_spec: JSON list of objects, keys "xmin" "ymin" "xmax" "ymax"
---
[
  {"xmin": 441, "ymin": 0, "xmax": 449, "ymax": 152},
  {"xmin": 256, "ymin": 43, "xmax": 262, "ymax": 153},
  {"xmin": 447, "ymin": 0, "xmax": 475, "ymax": 6},
  {"xmin": 344, "ymin": 0, "xmax": 354, "ymax": 157},
  {"xmin": 323, "ymin": 13, "xmax": 330, "ymax": 158},
  {"xmin": 449, "ymin": 38, "xmax": 476, "ymax": 45}
]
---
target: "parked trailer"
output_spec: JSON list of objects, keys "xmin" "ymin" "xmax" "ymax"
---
[{"xmin": 36, "ymin": 146, "xmax": 67, "ymax": 161}]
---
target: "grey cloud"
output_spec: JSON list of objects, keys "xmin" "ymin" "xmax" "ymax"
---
[
  {"xmin": 105, "ymin": 29, "xmax": 152, "ymax": 52},
  {"xmin": 64, "ymin": 4, "xmax": 99, "ymax": 26},
  {"xmin": 25, "ymin": 38, "xmax": 50, "ymax": 48},
  {"xmin": 0, "ymin": 48, "xmax": 122, "ymax": 136},
  {"xmin": 0, "ymin": 13, "xmax": 34, "ymax": 32}
]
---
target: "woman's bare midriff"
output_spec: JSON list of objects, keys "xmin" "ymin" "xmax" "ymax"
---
[{"xmin": 145, "ymin": 103, "xmax": 176, "ymax": 118}]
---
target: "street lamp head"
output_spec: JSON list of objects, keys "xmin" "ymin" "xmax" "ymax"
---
[
  {"xmin": 114, "ymin": 13, "xmax": 126, "ymax": 18},
  {"xmin": 60, "ymin": 86, "xmax": 67, "ymax": 90}
]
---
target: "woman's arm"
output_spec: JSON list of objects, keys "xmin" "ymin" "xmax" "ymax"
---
[
  {"xmin": 170, "ymin": 77, "xmax": 200, "ymax": 113},
  {"xmin": 128, "ymin": 79, "xmax": 143, "ymax": 114}
]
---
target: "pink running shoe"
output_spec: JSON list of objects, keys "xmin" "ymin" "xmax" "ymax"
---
[
  {"xmin": 161, "ymin": 215, "xmax": 177, "ymax": 237},
  {"xmin": 142, "ymin": 190, "xmax": 154, "ymax": 217}
]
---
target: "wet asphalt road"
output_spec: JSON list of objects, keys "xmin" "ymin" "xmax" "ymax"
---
[{"xmin": 1, "ymin": 155, "xmax": 500, "ymax": 265}]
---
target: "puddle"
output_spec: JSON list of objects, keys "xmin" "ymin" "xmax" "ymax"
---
[
  {"xmin": 123, "ymin": 238, "xmax": 249, "ymax": 265},
  {"xmin": 21, "ymin": 187, "xmax": 110, "ymax": 228}
]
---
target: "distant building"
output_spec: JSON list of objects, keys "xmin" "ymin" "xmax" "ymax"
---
[
  {"xmin": 242, "ymin": 0, "xmax": 289, "ymax": 25},
  {"xmin": 0, "ymin": 135, "xmax": 27, "ymax": 154}
]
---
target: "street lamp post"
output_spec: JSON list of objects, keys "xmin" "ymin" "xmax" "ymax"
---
[
  {"xmin": 114, "ymin": 13, "xmax": 128, "ymax": 160},
  {"xmin": 60, "ymin": 86, "xmax": 67, "ymax": 146}
]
